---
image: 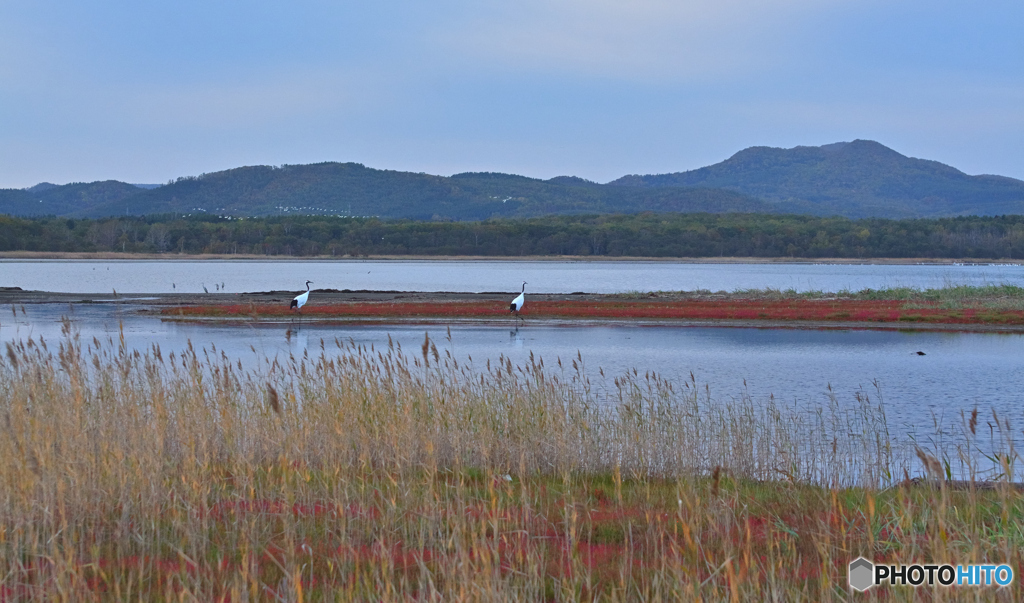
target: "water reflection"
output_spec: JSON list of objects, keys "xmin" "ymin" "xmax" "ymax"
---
[{"xmin": 509, "ymin": 326, "xmax": 525, "ymax": 347}]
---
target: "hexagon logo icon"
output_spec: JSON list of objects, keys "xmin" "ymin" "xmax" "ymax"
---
[{"xmin": 849, "ymin": 557, "xmax": 874, "ymax": 592}]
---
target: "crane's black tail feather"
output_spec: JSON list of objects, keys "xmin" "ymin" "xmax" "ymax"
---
[{"xmin": 290, "ymin": 299, "xmax": 298, "ymax": 309}]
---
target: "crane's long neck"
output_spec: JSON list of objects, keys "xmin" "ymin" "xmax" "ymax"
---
[
  {"xmin": 522, "ymin": 283, "xmax": 526, "ymax": 293},
  {"xmin": 306, "ymin": 282, "xmax": 311, "ymax": 291}
]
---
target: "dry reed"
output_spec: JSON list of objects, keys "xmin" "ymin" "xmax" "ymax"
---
[{"xmin": 0, "ymin": 322, "xmax": 1020, "ymax": 600}]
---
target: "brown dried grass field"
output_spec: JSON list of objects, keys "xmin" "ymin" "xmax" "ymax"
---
[{"xmin": 0, "ymin": 322, "xmax": 1021, "ymax": 600}]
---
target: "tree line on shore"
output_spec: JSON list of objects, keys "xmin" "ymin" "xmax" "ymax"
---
[{"xmin": 3, "ymin": 212, "xmax": 1024, "ymax": 258}]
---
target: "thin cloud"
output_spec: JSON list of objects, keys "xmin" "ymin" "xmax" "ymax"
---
[
  {"xmin": 118, "ymin": 68, "xmax": 379, "ymax": 130},
  {"xmin": 436, "ymin": 0, "xmax": 854, "ymax": 80}
]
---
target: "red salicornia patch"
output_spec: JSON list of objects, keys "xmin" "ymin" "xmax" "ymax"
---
[{"xmin": 164, "ymin": 298, "xmax": 1024, "ymax": 324}]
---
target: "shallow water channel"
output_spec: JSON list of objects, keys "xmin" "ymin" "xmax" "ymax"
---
[{"xmin": 3, "ymin": 301, "xmax": 1023, "ymax": 457}]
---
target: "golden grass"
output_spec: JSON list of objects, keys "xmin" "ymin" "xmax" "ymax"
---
[{"xmin": 0, "ymin": 322, "xmax": 1021, "ymax": 600}]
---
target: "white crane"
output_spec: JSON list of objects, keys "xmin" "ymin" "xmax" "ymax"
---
[
  {"xmin": 509, "ymin": 281, "xmax": 526, "ymax": 321},
  {"xmin": 290, "ymin": 280, "xmax": 313, "ymax": 311}
]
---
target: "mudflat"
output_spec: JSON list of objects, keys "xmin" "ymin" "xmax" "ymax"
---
[{"xmin": 9, "ymin": 287, "xmax": 1024, "ymax": 332}]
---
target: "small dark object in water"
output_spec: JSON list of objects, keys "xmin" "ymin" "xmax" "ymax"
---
[{"xmin": 915, "ymin": 351, "xmax": 926, "ymax": 356}]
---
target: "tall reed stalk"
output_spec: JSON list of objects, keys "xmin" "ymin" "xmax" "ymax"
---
[{"xmin": 0, "ymin": 324, "xmax": 1019, "ymax": 600}]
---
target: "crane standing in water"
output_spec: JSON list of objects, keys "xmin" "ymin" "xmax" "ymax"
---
[
  {"xmin": 509, "ymin": 281, "xmax": 526, "ymax": 322},
  {"xmin": 290, "ymin": 280, "xmax": 313, "ymax": 312}
]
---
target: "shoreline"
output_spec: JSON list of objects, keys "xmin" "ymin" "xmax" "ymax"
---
[
  {"xmin": 6, "ymin": 289, "xmax": 1024, "ymax": 333},
  {"xmin": 0, "ymin": 251, "xmax": 1017, "ymax": 264},
  {"xmin": 153, "ymin": 314, "xmax": 1024, "ymax": 333}
]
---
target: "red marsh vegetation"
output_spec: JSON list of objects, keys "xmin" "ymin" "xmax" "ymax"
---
[{"xmin": 164, "ymin": 298, "xmax": 1024, "ymax": 325}]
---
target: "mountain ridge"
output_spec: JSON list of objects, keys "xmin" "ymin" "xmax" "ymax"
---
[
  {"xmin": 3, "ymin": 140, "xmax": 1023, "ymax": 219},
  {"xmin": 1, "ymin": 162, "xmax": 772, "ymax": 220},
  {"xmin": 609, "ymin": 140, "xmax": 1024, "ymax": 218}
]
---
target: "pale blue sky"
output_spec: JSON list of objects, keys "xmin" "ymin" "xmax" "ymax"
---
[{"xmin": 2, "ymin": 0, "xmax": 1022, "ymax": 188}]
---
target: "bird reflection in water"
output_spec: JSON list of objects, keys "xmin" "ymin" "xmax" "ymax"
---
[
  {"xmin": 284, "ymin": 327, "xmax": 309, "ymax": 349},
  {"xmin": 509, "ymin": 326, "xmax": 524, "ymax": 348}
]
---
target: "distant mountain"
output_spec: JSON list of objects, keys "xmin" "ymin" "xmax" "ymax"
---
[
  {"xmin": 25, "ymin": 182, "xmax": 60, "ymax": 193},
  {"xmin": 609, "ymin": 140, "xmax": 1024, "ymax": 218},
  {"xmin": 4, "ymin": 141, "xmax": 1023, "ymax": 220},
  {"xmin": 34, "ymin": 163, "xmax": 770, "ymax": 220},
  {"xmin": 0, "ymin": 180, "xmax": 147, "ymax": 217}
]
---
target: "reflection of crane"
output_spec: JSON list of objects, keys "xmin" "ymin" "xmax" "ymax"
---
[
  {"xmin": 290, "ymin": 280, "xmax": 313, "ymax": 311},
  {"xmin": 509, "ymin": 281, "xmax": 526, "ymax": 322}
]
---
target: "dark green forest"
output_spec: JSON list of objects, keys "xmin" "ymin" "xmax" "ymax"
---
[{"xmin": 4, "ymin": 213, "xmax": 1024, "ymax": 259}]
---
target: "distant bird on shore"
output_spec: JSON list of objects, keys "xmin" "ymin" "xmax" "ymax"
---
[
  {"xmin": 510, "ymin": 282, "xmax": 527, "ymax": 321},
  {"xmin": 291, "ymin": 280, "xmax": 313, "ymax": 311}
]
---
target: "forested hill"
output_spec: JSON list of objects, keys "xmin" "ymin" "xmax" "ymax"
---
[
  {"xmin": 4, "ymin": 141, "xmax": 1024, "ymax": 220},
  {"xmin": 0, "ymin": 164, "xmax": 769, "ymax": 220},
  {"xmin": 610, "ymin": 140, "xmax": 1024, "ymax": 218},
  {"xmin": 0, "ymin": 181, "xmax": 146, "ymax": 216}
]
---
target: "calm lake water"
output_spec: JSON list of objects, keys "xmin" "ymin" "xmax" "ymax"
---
[
  {"xmin": 4, "ymin": 260, "xmax": 1024, "ymax": 460},
  {"xmin": 3, "ymin": 259, "xmax": 1024, "ymax": 294},
  {"xmin": 3, "ymin": 301, "xmax": 1023, "ymax": 453}
]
